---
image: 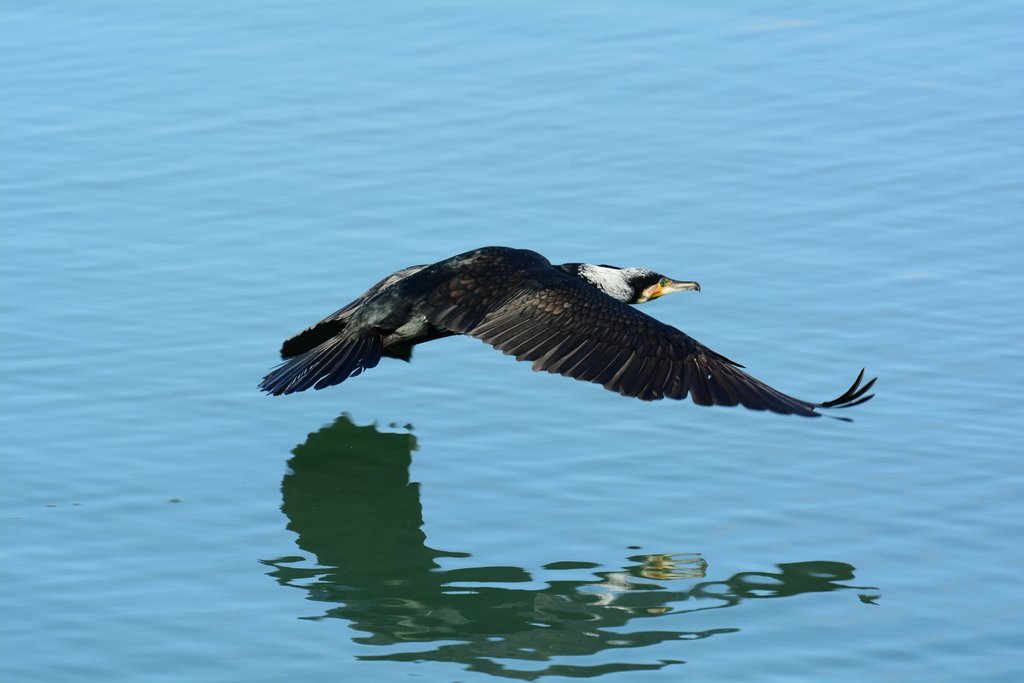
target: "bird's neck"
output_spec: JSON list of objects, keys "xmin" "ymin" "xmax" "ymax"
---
[{"xmin": 558, "ymin": 263, "xmax": 634, "ymax": 303}]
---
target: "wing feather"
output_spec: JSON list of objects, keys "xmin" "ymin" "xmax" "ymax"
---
[
  {"xmin": 665, "ymin": 359, "xmax": 686, "ymax": 400},
  {"xmin": 555, "ymin": 341, "xmax": 607, "ymax": 378},
  {"xmin": 279, "ymin": 265, "xmax": 427, "ymax": 359},
  {"xmin": 259, "ymin": 334, "xmax": 382, "ymax": 396},
  {"xmin": 589, "ymin": 348, "xmax": 634, "ymax": 386}
]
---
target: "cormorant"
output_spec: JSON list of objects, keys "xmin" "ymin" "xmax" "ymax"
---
[{"xmin": 259, "ymin": 247, "xmax": 875, "ymax": 418}]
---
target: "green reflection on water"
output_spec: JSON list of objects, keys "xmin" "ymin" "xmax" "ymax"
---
[{"xmin": 262, "ymin": 415, "xmax": 876, "ymax": 680}]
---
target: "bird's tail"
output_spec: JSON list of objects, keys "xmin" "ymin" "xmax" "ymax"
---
[{"xmin": 259, "ymin": 333, "xmax": 383, "ymax": 396}]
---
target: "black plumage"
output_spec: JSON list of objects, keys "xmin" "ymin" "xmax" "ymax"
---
[{"xmin": 259, "ymin": 247, "xmax": 875, "ymax": 418}]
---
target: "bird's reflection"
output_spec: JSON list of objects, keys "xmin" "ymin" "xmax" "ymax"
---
[{"xmin": 262, "ymin": 414, "xmax": 877, "ymax": 680}]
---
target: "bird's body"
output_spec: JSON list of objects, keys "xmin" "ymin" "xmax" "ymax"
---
[{"xmin": 260, "ymin": 247, "xmax": 874, "ymax": 418}]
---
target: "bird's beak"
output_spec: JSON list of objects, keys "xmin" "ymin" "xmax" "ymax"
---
[
  {"xmin": 641, "ymin": 279, "xmax": 700, "ymax": 302},
  {"xmin": 663, "ymin": 279, "xmax": 701, "ymax": 294}
]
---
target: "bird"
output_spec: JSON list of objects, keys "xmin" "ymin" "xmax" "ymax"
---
[{"xmin": 259, "ymin": 246, "xmax": 875, "ymax": 419}]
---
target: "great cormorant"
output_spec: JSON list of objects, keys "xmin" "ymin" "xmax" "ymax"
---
[{"xmin": 259, "ymin": 247, "xmax": 875, "ymax": 418}]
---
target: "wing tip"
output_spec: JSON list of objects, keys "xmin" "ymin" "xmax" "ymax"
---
[{"xmin": 816, "ymin": 368, "xmax": 877, "ymax": 416}]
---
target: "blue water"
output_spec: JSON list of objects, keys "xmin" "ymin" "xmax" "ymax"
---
[{"xmin": 2, "ymin": 2, "xmax": 1022, "ymax": 681}]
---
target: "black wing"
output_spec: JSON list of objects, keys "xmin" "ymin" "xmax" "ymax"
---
[
  {"xmin": 261, "ymin": 265, "xmax": 430, "ymax": 395},
  {"xmin": 424, "ymin": 262, "xmax": 874, "ymax": 418},
  {"xmin": 279, "ymin": 264, "xmax": 427, "ymax": 359},
  {"xmin": 259, "ymin": 333, "xmax": 383, "ymax": 396}
]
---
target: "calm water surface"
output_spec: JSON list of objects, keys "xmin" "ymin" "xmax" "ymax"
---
[{"xmin": 2, "ymin": 2, "xmax": 1022, "ymax": 682}]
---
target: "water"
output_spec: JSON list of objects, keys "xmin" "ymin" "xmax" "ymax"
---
[{"xmin": 2, "ymin": 2, "xmax": 1022, "ymax": 681}]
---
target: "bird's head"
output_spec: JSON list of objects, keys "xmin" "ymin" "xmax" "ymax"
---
[{"xmin": 558, "ymin": 263, "xmax": 701, "ymax": 304}]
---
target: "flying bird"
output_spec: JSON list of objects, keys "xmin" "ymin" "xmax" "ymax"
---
[{"xmin": 259, "ymin": 247, "xmax": 875, "ymax": 418}]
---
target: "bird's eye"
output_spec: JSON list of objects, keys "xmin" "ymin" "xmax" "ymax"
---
[{"xmin": 659, "ymin": 277, "xmax": 669, "ymax": 286}]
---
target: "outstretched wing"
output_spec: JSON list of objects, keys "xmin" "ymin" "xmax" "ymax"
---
[{"xmin": 424, "ymin": 265, "xmax": 874, "ymax": 417}]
